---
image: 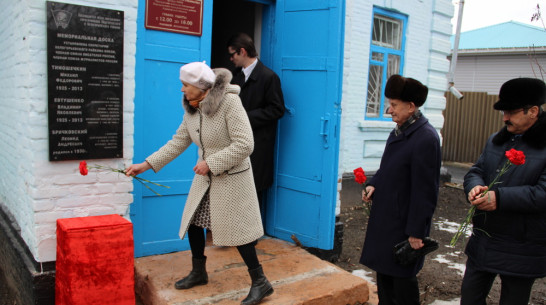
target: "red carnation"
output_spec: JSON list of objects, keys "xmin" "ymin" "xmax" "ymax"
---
[
  {"xmin": 79, "ymin": 161, "xmax": 88, "ymax": 176},
  {"xmin": 451, "ymin": 148, "xmax": 526, "ymax": 246},
  {"xmin": 353, "ymin": 167, "xmax": 367, "ymax": 184},
  {"xmin": 353, "ymin": 167, "xmax": 371, "ymax": 216},
  {"xmin": 505, "ymin": 149, "xmax": 525, "ymax": 166},
  {"xmin": 77, "ymin": 161, "xmax": 169, "ymax": 196}
]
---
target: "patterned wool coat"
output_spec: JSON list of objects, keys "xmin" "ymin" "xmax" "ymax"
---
[
  {"xmin": 146, "ymin": 68, "xmax": 263, "ymax": 246},
  {"xmin": 232, "ymin": 60, "xmax": 285, "ymax": 191}
]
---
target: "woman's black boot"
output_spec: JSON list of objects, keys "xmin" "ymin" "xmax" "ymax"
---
[
  {"xmin": 241, "ymin": 266, "xmax": 274, "ymax": 305},
  {"xmin": 174, "ymin": 257, "xmax": 208, "ymax": 290}
]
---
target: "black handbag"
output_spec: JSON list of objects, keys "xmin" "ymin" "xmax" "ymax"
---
[{"xmin": 393, "ymin": 237, "xmax": 439, "ymax": 266}]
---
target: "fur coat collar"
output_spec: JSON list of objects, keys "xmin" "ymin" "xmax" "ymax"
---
[
  {"xmin": 492, "ymin": 112, "xmax": 546, "ymax": 149},
  {"xmin": 183, "ymin": 68, "xmax": 236, "ymax": 116}
]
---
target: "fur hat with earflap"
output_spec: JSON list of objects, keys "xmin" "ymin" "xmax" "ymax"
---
[
  {"xmin": 494, "ymin": 77, "xmax": 546, "ymax": 110},
  {"xmin": 384, "ymin": 74, "xmax": 429, "ymax": 107}
]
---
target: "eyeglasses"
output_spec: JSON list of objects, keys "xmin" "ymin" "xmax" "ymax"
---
[
  {"xmin": 500, "ymin": 108, "xmax": 525, "ymax": 116},
  {"xmin": 228, "ymin": 50, "xmax": 239, "ymax": 58}
]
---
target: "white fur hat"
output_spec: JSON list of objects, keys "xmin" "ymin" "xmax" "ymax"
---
[{"xmin": 179, "ymin": 61, "xmax": 216, "ymax": 90}]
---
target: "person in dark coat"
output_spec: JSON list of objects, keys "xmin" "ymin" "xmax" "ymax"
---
[
  {"xmin": 461, "ymin": 77, "xmax": 546, "ymax": 304},
  {"xmin": 227, "ymin": 33, "xmax": 285, "ymax": 218},
  {"xmin": 359, "ymin": 75, "xmax": 441, "ymax": 305}
]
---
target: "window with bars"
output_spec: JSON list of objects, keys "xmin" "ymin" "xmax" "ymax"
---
[{"xmin": 365, "ymin": 8, "xmax": 407, "ymax": 120}]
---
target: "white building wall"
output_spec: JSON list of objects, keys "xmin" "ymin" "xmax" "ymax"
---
[
  {"xmin": 0, "ymin": 0, "xmax": 137, "ymax": 262},
  {"xmin": 453, "ymin": 53, "xmax": 546, "ymax": 94},
  {"xmin": 339, "ymin": 0, "xmax": 452, "ymax": 196}
]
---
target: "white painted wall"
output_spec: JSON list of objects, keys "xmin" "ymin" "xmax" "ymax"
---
[
  {"xmin": 0, "ymin": 0, "xmax": 137, "ymax": 262},
  {"xmin": 453, "ymin": 53, "xmax": 546, "ymax": 94},
  {"xmin": 338, "ymin": 0, "xmax": 453, "ymax": 210}
]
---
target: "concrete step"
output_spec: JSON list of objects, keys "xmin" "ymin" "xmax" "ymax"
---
[{"xmin": 135, "ymin": 238, "xmax": 369, "ymax": 305}]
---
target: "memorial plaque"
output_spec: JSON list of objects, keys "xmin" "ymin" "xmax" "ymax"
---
[
  {"xmin": 145, "ymin": 0, "xmax": 203, "ymax": 36},
  {"xmin": 47, "ymin": 1, "xmax": 124, "ymax": 161}
]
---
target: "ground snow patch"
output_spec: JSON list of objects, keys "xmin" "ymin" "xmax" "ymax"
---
[
  {"xmin": 434, "ymin": 217, "xmax": 463, "ymax": 234},
  {"xmin": 352, "ymin": 269, "xmax": 375, "ymax": 285},
  {"xmin": 432, "ymin": 253, "xmax": 466, "ymax": 276}
]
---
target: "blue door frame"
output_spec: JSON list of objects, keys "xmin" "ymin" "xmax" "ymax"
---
[{"xmin": 131, "ymin": 0, "xmax": 344, "ymax": 257}]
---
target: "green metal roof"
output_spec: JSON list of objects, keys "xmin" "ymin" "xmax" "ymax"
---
[{"xmin": 452, "ymin": 21, "xmax": 546, "ymax": 50}]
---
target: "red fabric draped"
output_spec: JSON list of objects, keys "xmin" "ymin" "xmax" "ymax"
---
[{"xmin": 56, "ymin": 214, "xmax": 135, "ymax": 305}]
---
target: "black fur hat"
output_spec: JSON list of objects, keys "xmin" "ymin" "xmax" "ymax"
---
[
  {"xmin": 494, "ymin": 77, "xmax": 546, "ymax": 110},
  {"xmin": 384, "ymin": 75, "xmax": 429, "ymax": 107}
]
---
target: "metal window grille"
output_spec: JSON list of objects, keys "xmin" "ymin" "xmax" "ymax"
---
[
  {"xmin": 366, "ymin": 12, "xmax": 404, "ymax": 119},
  {"xmin": 372, "ymin": 14, "xmax": 402, "ymax": 50},
  {"xmin": 367, "ymin": 64, "xmax": 383, "ymax": 118}
]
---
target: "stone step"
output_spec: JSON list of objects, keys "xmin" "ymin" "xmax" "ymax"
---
[{"xmin": 135, "ymin": 238, "xmax": 369, "ymax": 305}]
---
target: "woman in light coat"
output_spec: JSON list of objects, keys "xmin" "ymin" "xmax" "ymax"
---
[{"xmin": 126, "ymin": 62, "xmax": 273, "ymax": 305}]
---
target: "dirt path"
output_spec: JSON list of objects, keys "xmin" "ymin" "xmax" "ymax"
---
[{"xmin": 334, "ymin": 185, "xmax": 546, "ymax": 305}]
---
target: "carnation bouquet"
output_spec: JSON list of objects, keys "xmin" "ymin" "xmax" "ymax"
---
[
  {"xmin": 450, "ymin": 149, "xmax": 525, "ymax": 246},
  {"xmin": 79, "ymin": 161, "xmax": 170, "ymax": 196}
]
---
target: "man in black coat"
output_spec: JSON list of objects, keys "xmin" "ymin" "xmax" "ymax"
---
[
  {"xmin": 462, "ymin": 78, "xmax": 546, "ymax": 304},
  {"xmin": 227, "ymin": 33, "xmax": 285, "ymax": 219},
  {"xmin": 360, "ymin": 75, "xmax": 441, "ymax": 305}
]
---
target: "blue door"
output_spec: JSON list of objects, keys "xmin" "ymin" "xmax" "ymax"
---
[
  {"xmin": 131, "ymin": 1, "xmax": 213, "ymax": 257},
  {"xmin": 267, "ymin": 0, "xmax": 344, "ymax": 250},
  {"xmin": 132, "ymin": 0, "xmax": 344, "ymax": 256}
]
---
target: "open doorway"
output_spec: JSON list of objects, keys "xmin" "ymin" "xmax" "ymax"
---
[
  {"xmin": 210, "ymin": 0, "xmax": 276, "ymax": 230},
  {"xmin": 210, "ymin": 0, "xmax": 265, "ymax": 71}
]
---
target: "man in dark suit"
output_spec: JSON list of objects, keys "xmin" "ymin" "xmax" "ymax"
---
[{"xmin": 227, "ymin": 33, "xmax": 285, "ymax": 222}]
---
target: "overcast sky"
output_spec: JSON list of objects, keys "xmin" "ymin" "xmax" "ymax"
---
[{"xmin": 452, "ymin": 0, "xmax": 545, "ymax": 33}]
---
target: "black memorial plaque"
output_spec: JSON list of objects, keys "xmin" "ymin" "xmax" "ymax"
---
[{"xmin": 47, "ymin": 1, "xmax": 124, "ymax": 161}]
